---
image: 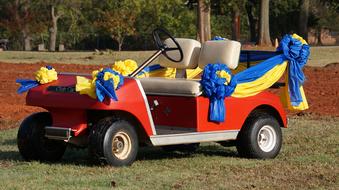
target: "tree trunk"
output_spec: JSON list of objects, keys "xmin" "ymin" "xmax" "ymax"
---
[
  {"xmin": 116, "ymin": 36, "xmax": 125, "ymax": 51},
  {"xmin": 22, "ymin": 27, "xmax": 31, "ymax": 51},
  {"xmin": 197, "ymin": 0, "xmax": 211, "ymax": 42},
  {"xmin": 317, "ymin": 28, "xmax": 323, "ymax": 45},
  {"xmin": 49, "ymin": 6, "xmax": 60, "ymax": 52},
  {"xmin": 258, "ymin": 0, "xmax": 271, "ymax": 46},
  {"xmin": 298, "ymin": 0, "xmax": 309, "ymax": 40},
  {"xmin": 22, "ymin": 0, "xmax": 31, "ymax": 51},
  {"xmin": 246, "ymin": 0, "xmax": 257, "ymax": 42},
  {"xmin": 203, "ymin": 4, "xmax": 211, "ymax": 41},
  {"xmin": 232, "ymin": 5, "xmax": 241, "ymax": 41}
]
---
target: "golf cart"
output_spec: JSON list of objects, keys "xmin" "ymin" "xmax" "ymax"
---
[{"xmin": 17, "ymin": 28, "xmax": 287, "ymax": 166}]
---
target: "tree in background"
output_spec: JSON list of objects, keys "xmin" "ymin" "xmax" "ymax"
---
[
  {"xmin": 245, "ymin": 0, "xmax": 258, "ymax": 42},
  {"xmin": 94, "ymin": 0, "xmax": 140, "ymax": 51},
  {"xmin": 134, "ymin": 0, "xmax": 196, "ymax": 50},
  {"xmin": 49, "ymin": 4, "xmax": 62, "ymax": 51},
  {"xmin": 1, "ymin": 0, "xmax": 339, "ymax": 50},
  {"xmin": 258, "ymin": 0, "xmax": 271, "ymax": 45},
  {"xmin": 231, "ymin": 3, "xmax": 241, "ymax": 41},
  {"xmin": 299, "ymin": 0, "xmax": 309, "ymax": 40},
  {"xmin": 270, "ymin": 0, "xmax": 299, "ymax": 41},
  {"xmin": 309, "ymin": 0, "xmax": 339, "ymax": 45},
  {"xmin": 0, "ymin": 0, "xmax": 45, "ymax": 50},
  {"xmin": 197, "ymin": 0, "xmax": 211, "ymax": 42},
  {"xmin": 59, "ymin": 1, "xmax": 93, "ymax": 49},
  {"xmin": 43, "ymin": 0, "xmax": 83, "ymax": 51}
]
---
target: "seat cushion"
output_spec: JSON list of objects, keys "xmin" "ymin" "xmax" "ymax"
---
[
  {"xmin": 159, "ymin": 38, "xmax": 201, "ymax": 69},
  {"xmin": 198, "ymin": 40, "xmax": 241, "ymax": 69},
  {"xmin": 138, "ymin": 78, "xmax": 202, "ymax": 97}
]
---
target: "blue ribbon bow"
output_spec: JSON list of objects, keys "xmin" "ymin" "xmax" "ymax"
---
[
  {"xmin": 95, "ymin": 68, "xmax": 124, "ymax": 102},
  {"xmin": 201, "ymin": 64, "xmax": 235, "ymax": 122},
  {"xmin": 16, "ymin": 65, "xmax": 54, "ymax": 94},
  {"xmin": 277, "ymin": 35, "xmax": 310, "ymax": 106}
]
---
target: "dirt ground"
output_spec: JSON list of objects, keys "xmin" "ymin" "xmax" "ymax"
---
[{"xmin": 0, "ymin": 61, "xmax": 338, "ymax": 129}]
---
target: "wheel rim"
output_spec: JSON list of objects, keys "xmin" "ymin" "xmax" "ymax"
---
[
  {"xmin": 257, "ymin": 125, "xmax": 277, "ymax": 152},
  {"xmin": 111, "ymin": 131, "xmax": 132, "ymax": 160}
]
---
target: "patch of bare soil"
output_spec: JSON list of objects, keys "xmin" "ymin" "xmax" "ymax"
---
[{"xmin": 303, "ymin": 63, "xmax": 339, "ymax": 117}]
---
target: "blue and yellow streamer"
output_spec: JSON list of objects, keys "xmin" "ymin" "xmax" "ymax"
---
[
  {"xmin": 112, "ymin": 59, "xmax": 138, "ymax": 76},
  {"xmin": 16, "ymin": 66, "xmax": 58, "ymax": 94},
  {"xmin": 201, "ymin": 64, "xmax": 234, "ymax": 122},
  {"xmin": 75, "ymin": 59, "xmax": 139, "ymax": 101},
  {"xmin": 201, "ymin": 34, "xmax": 310, "ymax": 122},
  {"xmin": 76, "ymin": 68, "xmax": 123, "ymax": 102}
]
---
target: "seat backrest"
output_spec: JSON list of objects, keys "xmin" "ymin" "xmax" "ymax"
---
[
  {"xmin": 198, "ymin": 40, "xmax": 241, "ymax": 69},
  {"xmin": 158, "ymin": 38, "xmax": 201, "ymax": 69}
]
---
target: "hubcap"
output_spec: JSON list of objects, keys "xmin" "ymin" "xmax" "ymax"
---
[
  {"xmin": 257, "ymin": 125, "xmax": 277, "ymax": 152},
  {"xmin": 112, "ymin": 131, "xmax": 132, "ymax": 160}
]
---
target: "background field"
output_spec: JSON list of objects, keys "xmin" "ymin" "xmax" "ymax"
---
[
  {"xmin": 0, "ymin": 46, "xmax": 338, "ymax": 67},
  {"xmin": 0, "ymin": 117, "xmax": 338, "ymax": 190}
]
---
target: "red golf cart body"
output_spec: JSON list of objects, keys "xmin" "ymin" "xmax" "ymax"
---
[
  {"xmin": 26, "ymin": 74, "xmax": 286, "ymax": 146},
  {"xmin": 18, "ymin": 30, "xmax": 290, "ymax": 166}
]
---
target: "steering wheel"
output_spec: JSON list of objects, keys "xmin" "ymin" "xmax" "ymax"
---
[{"xmin": 152, "ymin": 28, "xmax": 184, "ymax": 62}]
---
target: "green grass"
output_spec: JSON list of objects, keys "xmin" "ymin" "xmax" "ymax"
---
[
  {"xmin": 0, "ymin": 46, "xmax": 338, "ymax": 66},
  {"xmin": 307, "ymin": 46, "xmax": 339, "ymax": 67},
  {"xmin": 0, "ymin": 51, "xmax": 155, "ymax": 65},
  {"xmin": 0, "ymin": 117, "xmax": 338, "ymax": 189}
]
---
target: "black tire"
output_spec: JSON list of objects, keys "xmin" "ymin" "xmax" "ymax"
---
[
  {"xmin": 161, "ymin": 143, "xmax": 199, "ymax": 153},
  {"xmin": 236, "ymin": 112, "xmax": 282, "ymax": 159},
  {"xmin": 88, "ymin": 117, "xmax": 138, "ymax": 166},
  {"xmin": 17, "ymin": 112, "xmax": 66, "ymax": 161}
]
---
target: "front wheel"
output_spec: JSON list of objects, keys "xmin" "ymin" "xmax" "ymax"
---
[
  {"xmin": 236, "ymin": 112, "xmax": 282, "ymax": 159},
  {"xmin": 89, "ymin": 117, "xmax": 138, "ymax": 166},
  {"xmin": 17, "ymin": 112, "xmax": 66, "ymax": 161}
]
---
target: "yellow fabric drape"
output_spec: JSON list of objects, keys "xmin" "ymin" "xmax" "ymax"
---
[
  {"xmin": 280, "ymin": 68, "xmax": 309, "ymax": 111},
  {"xmin": 35, "ymin": 67, "xmax": 58, "ymax": 84},
  {"xmin": 137, "ymin": 67, "xmax": 203, "ymax": 79},
  {"xmin": 75, "ymin": 76, "xmax": 97, "ymax": 99},
  {"xmin": 232, "ymin": 61, "xmax": 261, "ymax": 74},
  {"xmin": 231, "ymin": 61, "xmax": 288, "ymax": 97},
  {"xmin": 135, "ymin": 60, "xmax": 308, "ymax": 111},
  {"xmin": 187, "ymin": 67, "xmax": 203, "ymax": 79}
]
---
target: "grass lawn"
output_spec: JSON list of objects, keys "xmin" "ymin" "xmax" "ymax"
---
[
  {"xmin": 0, "ymin": 117, "xmax": 337, "ymax": 190},
  {"xmin": 0, "ymin": 51, "xmax": 155, "ymax": 65},
  {"xmin": 0, "ymin": 46, "xmax": 338, "ymax": 66}
]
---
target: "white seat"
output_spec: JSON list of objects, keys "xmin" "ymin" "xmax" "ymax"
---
[
  {"xmin": 139, "ymin": 78, "xmax": 201, "ymax": 97},
  {"xmin": 198, "ymin": 40, "xmax": 241, "ymax": 69},
  {"xmin": 158, "ymin": 38, "xmax": 201, "ymax": 69},
  {"xmin": 140, "ymin": 38, "xmax": 202, "ymax": 96},
  {"xmin": 140, "ymin": 38, "xmax": 241, "ymax": 97}
]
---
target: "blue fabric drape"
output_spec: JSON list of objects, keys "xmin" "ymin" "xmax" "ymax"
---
[
  {"xmin": 138, "ymin": 64, "xmax": 164, "ymax": 76},
  {"xmin": 277, "ymin": 35, "xmax": 309, "ymax": 106},
  {"xmin": 16, "ymin": 66, "xmax": 55, "ymax": 94},
  {"xmin": 239, "ymin": 50, "xmax": 281, "ymax": 62},
  {"xmin": 201, "ymin": 64, "xmax": 234, "ymax": 122},
  {"xmin": 233, "ymin": 54, "xmax": 286, "ymax": 84},
  {"xmin": 201, "ymin": 34, "xmax": 310, "ymax": 122},
  {"xmin": 16, "ymin": 79, "xmax": 40, "ymax": 94},
  {"xmin": 95, "ymin": 68, "xmax": 124, "ymax": 102}
]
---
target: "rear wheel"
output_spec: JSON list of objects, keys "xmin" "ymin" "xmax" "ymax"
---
[
  {"xmin": 236, "ymin": 112, "xmax": 282, "ymax": 159},
  {"xmin": 17, "ymin": 112, "xmax": 66, "ymax": 161},
  {"xmin": 89, "ymin": 117, "xmax": 138, "ymax": 166}
]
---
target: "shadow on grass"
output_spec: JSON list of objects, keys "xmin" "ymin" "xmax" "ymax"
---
[
  {"xmin": 0, "ymin": 150, "xmax": 22, "ymax": 161},
  {"xmin": 137, "ymin": 144, "xmax": 238, "ymax": 161},
  {"xmin": 2, "ymin": 138, "xmax": 17, "ymax": 146},
  {"xmin": 0, "ymin": 144, "xmax": 238, "ymax": 166}
]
